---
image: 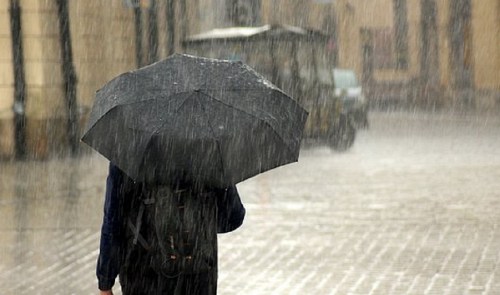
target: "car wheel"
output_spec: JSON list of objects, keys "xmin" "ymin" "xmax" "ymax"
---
[{"xmin": 329, "ymin": 114, "xmax": 356, "ymax": 151}]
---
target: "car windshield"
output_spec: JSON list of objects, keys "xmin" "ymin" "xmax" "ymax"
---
[{"xmin": 333, "ymin": 69, "xmax": 359, "ymax": 88}]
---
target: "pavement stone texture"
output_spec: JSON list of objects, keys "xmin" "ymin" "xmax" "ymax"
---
[{"xmin": 1, "ymin": 110, "xmax": 500, "ymax": 294}]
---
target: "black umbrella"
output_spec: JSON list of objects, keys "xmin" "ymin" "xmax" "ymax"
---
[{"xmin": 82, "ymin": 54, "xmax": 308, "ymax": 187}]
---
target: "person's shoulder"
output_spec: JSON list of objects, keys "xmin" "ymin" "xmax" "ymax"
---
[{"xmin": 109, "ymin": 163, "xmax": 124, "ymax": 175}]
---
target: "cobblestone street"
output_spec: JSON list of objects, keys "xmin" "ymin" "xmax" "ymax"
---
[{"xmin": 1, "ymin": 110, "xmax": 500, "ymax": 294}]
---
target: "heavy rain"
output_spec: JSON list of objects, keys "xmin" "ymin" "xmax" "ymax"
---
[{"xmin": 0, "ymin": 0, "xmax": 499, "ymax": 294}]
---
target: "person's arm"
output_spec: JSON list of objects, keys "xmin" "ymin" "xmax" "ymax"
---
[
  {"xmin": 217, "ymin": 185, "xmax": 246, "ymax": 233},
  {"xmin": 96, "ymin": 163, "xmax": 125, "ymax": 292}
]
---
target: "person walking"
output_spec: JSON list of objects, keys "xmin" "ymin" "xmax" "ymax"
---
[
  {"xmin": 82, "ymin": 54, "xmax": 306, "ymax": 294},
  {"xmin": 97, "ymin": 163, "xmax": 246, "ymax": 295}
]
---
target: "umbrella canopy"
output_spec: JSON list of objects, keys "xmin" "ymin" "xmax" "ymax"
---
[{"xmin": 82, "ymin": 54, "xmax": 308, "ymax": 187}]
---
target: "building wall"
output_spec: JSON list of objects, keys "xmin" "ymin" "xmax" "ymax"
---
[
  {"xmin": 0, "ymin": 0, "xmax": 137, "ymax": 159},
  {"xmin": 23, "ymin": 0, "xmax": 71, "ymax": 158},
  {"xmin": 432, "ymin": 0, "xmax": 500, "ymax": 108},
  {"xmin": 69, "ymin": 1, "xmax": 136, "ymax": 116},
  {"xmin": 406, "ymin": 0, "xmax": 421, "ymax": 78},
  {"xmin": 341, "ymin": 0, "xmax": 499, "ymax": 109},
  {"xmin": 471, "ymin": 0, "xmax": 500, "ymax": 108},
  {"xmin": 1, "ymin": 0, "xmax": 499, "ymax": 158},
  {"xmin": 436, "ymin": 0, "xmax": 451, "ymax": 89},
  {"xmin": 0, "ymin": 0, "xmax": 68, "ymax": 158},
  {"xmin": 348, "ymin": 0, "xmax": 394, "ymax": 80},
  {"xmin": 262, "ymin": 0, "xmax": 310, "ymax": 27}
]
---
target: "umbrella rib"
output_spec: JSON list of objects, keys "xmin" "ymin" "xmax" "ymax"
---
[
  {"xmin": 216, "ymin": 62, "xmax": 278, "ymax": 92},
  {"xmin": 118, "ymin": 91, "xmax": 193, "ymax": 108},
  {"xmin": 148, "ymin": 91, "xmax": 199, "ymax": 136},
  {"xmin": 130, "ymin": 96, "xmax": 171, "ymax": 109},
  {"xmin": 201, "ymin": 87, "xmax": 274, "ymax": 91},
  {"xmin": 196, "ymin": 61, "xmax": 282, "ymax": 93},
  {"xmin": 198, "ymin": 91, "xmax": 258, "ymax": 119},
  {"xmin": 257, "ymin": 119, "xmax": 296, "ymax": 160},
  {"xmin": 202, "ymin": 88, "xmax": 305, "ymax": 113},
  {"xmin": 198, "ymin": 91, "xmax": 296, "ymax": 158},
  {"xmin": 192, "ymin": 60, "xmax": 250, "ymax": 90},
  {"xmin": 201, "ymin": 88, "xmax": 303, "ymax": 113},
  {"xmin": 196, "ymin": 96, "xmax": 227, "ymax": 183},
  {"xmin": 86, "ymin": 91, "xmax": 195, "ymax": 134}
]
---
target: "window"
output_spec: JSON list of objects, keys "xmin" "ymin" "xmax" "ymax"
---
[
  {"xmin": 372, "ymin": 28, "xmax": 396, "ymax": 69},
  {"xmin": 226, "ymin": 0, "xmax": 261, "ymax": 26}
]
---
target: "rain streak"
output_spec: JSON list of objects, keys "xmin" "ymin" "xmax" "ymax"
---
[{"xmin": 0, "ymin": 0, "xmax": 499, "ymax": 294}]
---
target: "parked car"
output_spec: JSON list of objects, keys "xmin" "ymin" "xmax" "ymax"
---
[
  {"xmin": 300, "ymin": 67, "xmax": 368, "ymax": 150},
  {"xmin": 322, "ymin": 68, "xmax": 369, "ymax": 150},
  {"xmin": 183, "ymin": 24, "xmax": 368, "ymax": 151},
  {"xmin": 333, "ymin": 68, "xmax": 369, "ymax": 129}
]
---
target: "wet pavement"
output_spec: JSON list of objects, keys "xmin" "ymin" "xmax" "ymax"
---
[{"xmin": 1, "ymin": 110, "xmax": 500, "ymax": 294}]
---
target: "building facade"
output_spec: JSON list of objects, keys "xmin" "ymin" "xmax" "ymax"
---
[
  {"xmin": 327, "ymin": 0, "xmax": 499, "ymax": 110},
  {"xmin": 0, "ymin": 0, "xmax": 137, "ymax": 158},
  {"xmin": 0, "ymin": 0, "xmax": 498, "ymax": 158}
]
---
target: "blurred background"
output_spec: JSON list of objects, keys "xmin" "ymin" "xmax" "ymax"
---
[
  {"xmin": 0, "ymin": 1, "xmax": 499, "ymax": 294},
  {"xmin": 0, "ymin": 0, "xmax": 498, "ymax": 158}
]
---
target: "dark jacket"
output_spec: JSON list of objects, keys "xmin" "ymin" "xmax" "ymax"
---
[{"xmin": 96, "ymin": 163, "xmax": 246, "ymax": 291}]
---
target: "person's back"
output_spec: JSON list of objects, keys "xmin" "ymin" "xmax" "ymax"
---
[
  {"xmin": 97, "ymin": 164, "xmax": 245, "ymax": 295},
  {"xmin": 120, "ymin": 183, "xmax": 218, "ymax": 294}
]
